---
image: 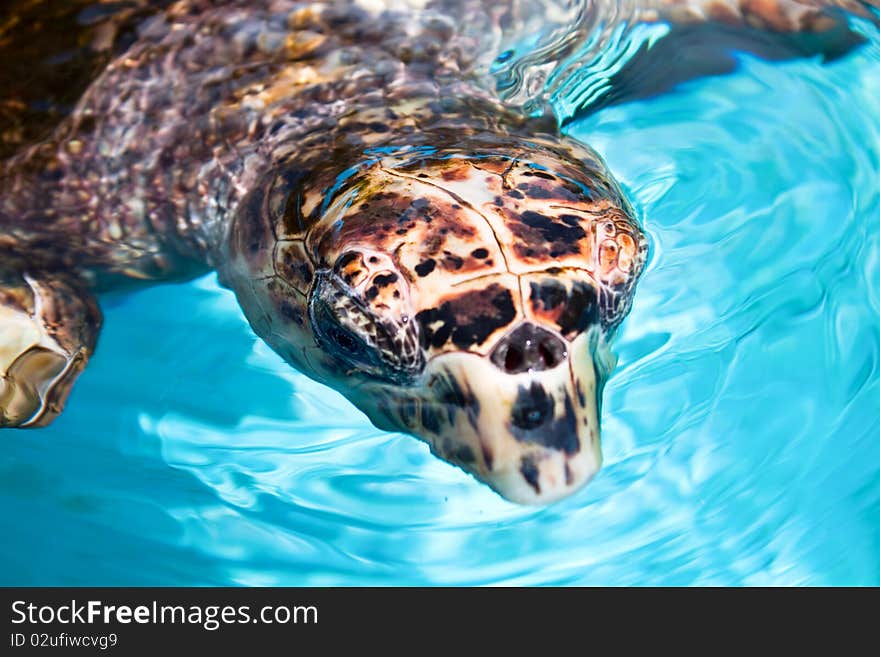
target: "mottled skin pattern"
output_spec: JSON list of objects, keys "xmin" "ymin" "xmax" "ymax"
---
[{"xmin": 0, "ymin": 0, "xmax": 876, "ymax": 502}]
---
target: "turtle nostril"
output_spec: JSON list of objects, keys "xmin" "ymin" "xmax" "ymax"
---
[
  {"xmin": 538, "ymin": 339, "xmax": 562, "ymax": 369},
  {"xmin": 504, "ymin": 344, "xmax": 524, "ymax": 372},
  {"xmin": 490, "ymin": 322, "xmax": 567, "ymax": 374}
]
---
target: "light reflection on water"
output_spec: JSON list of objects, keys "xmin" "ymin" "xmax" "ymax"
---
[{"xmin": 1, "ymin": 16, "xmax": 879, "ymax": 586}]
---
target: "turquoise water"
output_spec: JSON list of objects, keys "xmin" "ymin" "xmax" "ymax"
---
[{"xmin": 3, "ymin": 19, "xmax": 879, "ymax": 586}]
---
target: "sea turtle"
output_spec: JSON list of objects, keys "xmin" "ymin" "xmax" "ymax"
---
[{"xmin": 0, "ymin": 0, "xmax": 876, "ymax": 503}]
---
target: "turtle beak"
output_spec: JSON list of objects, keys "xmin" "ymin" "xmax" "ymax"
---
[{"xmin": 418, "ymin": 326, "xmax": 604, "ymax": 504}]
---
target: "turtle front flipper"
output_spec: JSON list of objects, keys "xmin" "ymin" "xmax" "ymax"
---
[
  {"xmin": 496, "ymin": 0, "xmax": 878, "ymax": 119},
  {"xmin": 578, "ymin": 0, "xmax": 879, "ymax": 114},
  {"xmin": 0, "ymin": 270, "xmax": 100, "ymax": 428}
]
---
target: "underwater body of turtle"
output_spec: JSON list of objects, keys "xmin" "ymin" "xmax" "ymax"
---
[{"xmin": 0, "ymin": 0, "xmax": 877, "ymax": 504}]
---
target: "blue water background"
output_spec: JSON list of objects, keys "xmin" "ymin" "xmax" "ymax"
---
[{"xmin": 2, "ymin": 22, "xmax": 879, "ymax": 586}]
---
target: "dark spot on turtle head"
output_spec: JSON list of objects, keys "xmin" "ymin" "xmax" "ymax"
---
[
  {"xmin": 556, "ymin": 281, "xmax": 599, "ymax": 337},
  {"xmin": 530, "ymin": 280, "xmax": 567, "ymax": 312},
  {"xmin": 520, "ymin": 456, "xmax": 541, "ymax": 494},
  {"xmin": 432, "ymin": 372, "xmax": 465, "ymax": 408},
  {"xmin": 520, "ymin": 211, "xmax": 586, "ymax": 244},
  {"xmin": 451, "ymin": 444, "xmax": 475, "ymax": 464},
  {"xmin": 510, "ymin": 385, "xmax": 580, "ymax": 455},
  {"xmin": 278, "ymin": 299, "xmax": 304, "ymax": 326},
  {"xmin": 509, "ymin": 211, "xmax": 586, "ymax": 261},
  {"xmin": 494, "ymin": 196, "xmax": 504, "ymax": 207},
  {"xmin": 433, "ymin": 371, "xmax": 480, "ymax": 424},
  {"xmin": 411, "ymin": 198, "xmax": 430, "ymax": 211},
  {"xmin": 507, "ymin": 190, "xmax": 524, "ymax": 199},
  {"xmin": 443, "ymin": 438, "xmax": 476, "ymax": 464},
  {"xmin": 517, "ymin": 180, "xmax": 573, "ymax": 201},
  {"xmin": 417, "ymin": 307, "xmax": 453, "ymax": 349},
  {"xmin": 421, "ymin": 405, "xmax": 442, "ymax": 434},
  {"xmin": 365, "ymin": 285, "xmax": 379, "ymax": 301},
  {"xmin": 415, "ymin": 259, "xmax": 436, "ymax": 277},
  {"xmin": 526, "ymin": 170, "xmax": 556, "ymax": 181},
  {"xmin": 471, "ymin": 248, "xmax": 489, "ymax": 259},
  {"xmin": 511, "ymin": 382, "xmax": 553, "ymax": 431},
  {"xmin": 369, "ymin": 256, "xmax": 380, "ymax": 264},
  {"xmin": 373, "ymin": 273, "xmax": 399, "ymax": 288},
  {"xmin": 397, "ymin": 398, "xmax": 418, "ymax": 428},
  {"xmin": 441, "ymin": 252, "xmax": 464, "ymax": 270},
  {"xmin": 415, "ymin": 284, "xmax": 517, "ymax": 351},
  {"xmin": 564, "ymin": 462, "xmax": 574, "ymax": 486}
]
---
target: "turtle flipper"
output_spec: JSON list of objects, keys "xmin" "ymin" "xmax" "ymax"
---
[
  {"xmin": 0, "ymin": 271, "xmax": 101, "ymax": 428},
  {"xmin": 565, "ymin": 10, "xmax": 867, "ymax": 119},
  {"xmin": 604, "ymin": 0, "xmax": 878, "ymax": 109},
  {"xmin": 494, "ymin": 0, "xmax": 878, "ymax": 119}
]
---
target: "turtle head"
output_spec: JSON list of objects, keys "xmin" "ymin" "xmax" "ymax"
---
[{"xmin": 225, "ymin": 133, "xmax": 646, "ymax": 504}]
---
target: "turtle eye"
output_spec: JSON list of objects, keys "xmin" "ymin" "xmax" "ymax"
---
[
  {"xmin": 309, "ymin": 269, "xmax": 425, "ymax": 384},
  {"xmin": 326, "ymin": 324, "xmax": 357, "ymax": 352},
  {"xmin": 310, "ymin": 294, "xmax": 383, "ymax": 371},
  {"xmin": 323, "ymin": 322, "xmax": 371, "ymax": 362}
]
